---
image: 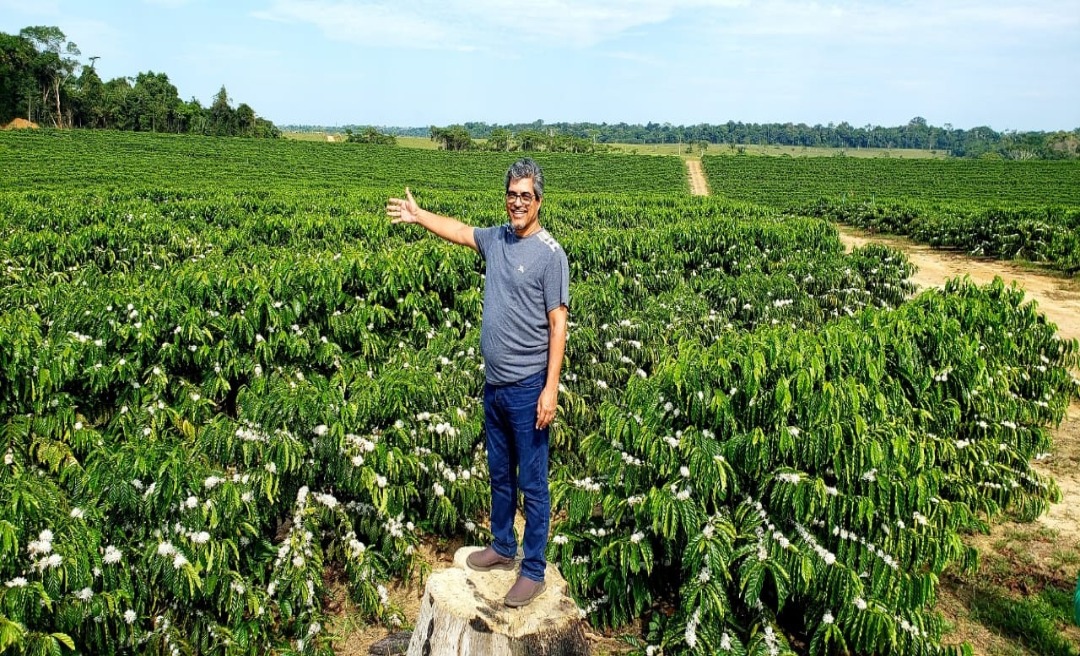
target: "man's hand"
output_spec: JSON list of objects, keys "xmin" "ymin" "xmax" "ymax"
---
[
  {"xmin": 385, "ymin": 188, "xmax": 478, "ymax": 250},
  {"xmin": 536, "ymin": 385, "xmax": 558, "ymax": 430},
  {"xmin": 386, "ymin": 187, "xmax": 420, "ymax": 224}
]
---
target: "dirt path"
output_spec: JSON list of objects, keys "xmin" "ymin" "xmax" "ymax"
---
[
  {"xmin": 838, "ymin": 225, "xmax": 1080, "ymax": 341},
  {"xmin": 686, "ymin": 159, "xmax": 709, "ymax": 196}
]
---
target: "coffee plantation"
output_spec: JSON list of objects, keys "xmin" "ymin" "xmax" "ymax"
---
[{"xmin": 1, "ymin": 132, "xmax": 1078, "ymax": 655}]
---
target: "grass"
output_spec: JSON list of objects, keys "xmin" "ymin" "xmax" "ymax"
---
[
  {"xmin": 282, "ymin": 130, "xmax": 345, "ymax": 142},
  {"xmin": 964, "ymin": 582, "xmax": 1079, "ymax": 656},
  {"xmin": 1052, "ymin": 549, "xmax": 1080, "ymax": 569},
  {"xmin": 283, "ymin": 132, "xmax": 443, "ymax": 149},
  {"xmin": 941, "ymin": 521, "xmax": 1080, "ymax": 656}
]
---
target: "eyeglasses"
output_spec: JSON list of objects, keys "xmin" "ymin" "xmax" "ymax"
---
[{"xmin": 505, "ymin": 191, "xmax": 536, "ymax": 205}]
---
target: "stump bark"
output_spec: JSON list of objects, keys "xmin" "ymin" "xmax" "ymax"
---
[{"xmin": 406, "ymin": 546, "xmax": 590, "ymax": 656}]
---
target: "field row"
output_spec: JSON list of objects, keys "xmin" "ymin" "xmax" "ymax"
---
[
  {"xmin": 802, "ymin": 200, "xmax": 1080, "ymax": 274},
  {"xmin": 0, "ymin": 130, "xmax": 687, "ymax": 194},
  {"xmin": 703, "ymin": 155, "xmax": 1080, "ymax": 207}
]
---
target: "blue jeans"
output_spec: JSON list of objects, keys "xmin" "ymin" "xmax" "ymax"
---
[{"xmin": 484, "ymin": 370, "xmax": 550, "ymax": 582}]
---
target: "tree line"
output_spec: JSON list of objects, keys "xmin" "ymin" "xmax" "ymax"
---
[
  {"xmin": 427, "ymin": 125, "xmax": 609, "ymax": 153},
  {"xmin": 1, "ymin": 26, "xmax": 279, "ymax": 137},
  {"xmin": 297, "ymin": 118, "xmax": 1079, "ymax": 160},
  {"xmin": 442, "ymin": 119, "xmax": 1080, "ymax": 159}
]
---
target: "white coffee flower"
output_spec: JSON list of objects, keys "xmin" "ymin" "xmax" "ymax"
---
[{"xmin": 103, "ymin": 545, "xmax": 122, "ymax": 564}]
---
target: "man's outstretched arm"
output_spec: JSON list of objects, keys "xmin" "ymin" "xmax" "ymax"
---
[{"xmin": 387, "ymin": 187, "xmax": 478, "ymax": 251}]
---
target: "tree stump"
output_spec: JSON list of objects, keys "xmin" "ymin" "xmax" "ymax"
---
[{"xmin": 406, "ymin": 546, "xmax": 590, "ymax": 656}]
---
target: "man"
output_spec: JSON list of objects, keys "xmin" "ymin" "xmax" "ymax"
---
[{"xmin": 386, "ymin": 158, "xmax": 569, "ymax": 608}]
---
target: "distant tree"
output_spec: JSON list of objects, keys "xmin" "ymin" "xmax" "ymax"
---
[
  {"xmin": 19, "ymin": 26, "xmax": 80, "ymax": 128},
  {"xmin": 131, "ymin": 71, "xmax": 181, "ymax": 132},
  {"xmin": 0, "ymin": 32, "xmax": 37, "ymax": 122},
  {"xmin": 71, "ymin": 65, "xmax": 106, "ymax": 127},
  {"xmin": 253, "ymin": 117, "xmax": 280, "ymax": 138},
  {"xmin": 209, "ymin": 86, "xmax": 235, "ymax": 136},
  {"xmin": 517, "ymin": 129, "xmax": 545, "ymax": 151},
  {"xmin": 236, "ymin": 102, "xmax": 256, "ymax": 137},
  {"xmin": 1045, "ymin": 131, "xmax": 1080, "ymax": 159},
  {"xmin": 101, "ymin": 76, "xmax": 133, "ymax": 130},
  {"xmin": 486, "ymin": 127, "xmax": 511, "ymax": 151},
  {"xmin": 429, "ymin": 125, "xmax": 472, "ymax": 150},
  {"xmin": 347, "ymin": 126, "xmax": 396, "ymax": 145}
]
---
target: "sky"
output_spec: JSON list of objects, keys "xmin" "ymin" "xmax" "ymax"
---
[{"xmin": 2, "ymin": 0, "xmax": 1079, "ymax": 131}]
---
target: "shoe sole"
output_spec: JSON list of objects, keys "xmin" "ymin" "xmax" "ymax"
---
[
  {"xmin": 467, "ymin": 560, "xmax": 516, "ymax": 572},
  {"xmin": 466, "ymin": 555, "xmax": 517, "ymax": 572},
  {"xmin": 504, "ymin": 581, "xmax": 546, "ymax": 608}
]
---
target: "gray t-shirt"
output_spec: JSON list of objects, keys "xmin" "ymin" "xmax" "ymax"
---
[{"xmin": 474, "ymin": 224, "xmax": 570, "ymax": 385}]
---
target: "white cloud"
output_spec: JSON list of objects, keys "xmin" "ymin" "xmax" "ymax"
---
[
  {"xmin": 943, "ymin": 1, "xmax": 1080, "ymax": 30},
  {"xmin": 143, "ymin": 0, "xmax": 197, "ymax": 7},
  {"xmin": 253, "ymin": 0, "xmax": 750, "ymax": 50},
  {"xmin": 192, "ymin": 43, "xmax": 282, "ymax": 63},
  {"xmin": 0, "ymin": 0, "xmax": 61, "ymax": 18},
  {"xmin": 602, "ymin": 50, "xmax": 665, "ymax": 66},
  {"xmin": 253, "ymin": 0, "xmax": 453, "ymax": 49},
  {"xmin": 697, "ymin": 0, "xmax": 1080, "ymax": 42},
  {"xmin": 467, "ymin": 0, "xmax": 675, "ymax": 47}
]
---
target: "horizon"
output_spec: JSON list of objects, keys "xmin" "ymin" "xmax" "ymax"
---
[
  {"xmin": 274, "ymin": 119, "xmax": 1079, "ymax": 134},
  {"xmin": 2, "ymin": 0, "xmax": 1078, "ymax": 132}
]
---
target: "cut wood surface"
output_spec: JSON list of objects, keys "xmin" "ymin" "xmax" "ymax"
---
[{"xmin": 406, "ymin": 547, "xmax": 590, "ymax": 656}]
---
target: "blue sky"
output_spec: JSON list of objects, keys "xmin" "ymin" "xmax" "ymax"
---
[{"xmin": 2, "ymin": 0, "xmax": 1078, "ymax": 130}]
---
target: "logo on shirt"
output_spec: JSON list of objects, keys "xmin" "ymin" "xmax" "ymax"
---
[
  {"xmin": 517, "ymin": 265, "xmax": 525, "ymax": 274},
  {"xmin": 537, "ymin": 232, "xmax": 561, "ymax": 252}
]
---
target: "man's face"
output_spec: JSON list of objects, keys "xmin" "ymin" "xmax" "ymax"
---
[{"xmin": 505, "ymin": 177, "xmax": 542, "ymax": 237}]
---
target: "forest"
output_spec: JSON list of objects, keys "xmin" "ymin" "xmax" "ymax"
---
[
  {"xmin": 0, "ymin": 26, "xmax": 279, "ymax": 137},
  {"xmin": 293, "ymin": 119, "xmax": 1080, "ymax": 160}
]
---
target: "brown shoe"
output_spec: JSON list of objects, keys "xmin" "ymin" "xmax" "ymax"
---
[
  {"xmin": 466, "ymin": 546, "xmax": 515, "ymax": 571},
  {"xmin": 504, "ymin": 576, "xmax": 546, "ymax": 608}
]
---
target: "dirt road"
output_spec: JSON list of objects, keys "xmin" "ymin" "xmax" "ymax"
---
[
  {"xmin": 686, "ymin": 159, "xmax": 709, "ymax": 196},
  {"xmin": 838, "ymin": 225, "xmax": 1080, "ymax": 342}
]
